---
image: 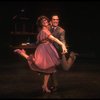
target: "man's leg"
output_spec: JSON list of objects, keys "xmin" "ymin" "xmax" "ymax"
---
[
  {"xmin": 61, "ymin": 51, "xmax": 78, "ymax": 71},
  {"xmin": 49, "ymin": 73, "xmax": 58, "ymax": 92}
]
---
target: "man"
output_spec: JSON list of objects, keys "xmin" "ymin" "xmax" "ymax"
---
[
  {"xmin": 50, "ymin": 14, "xmax": 78, "ymax": 70},
  {"xmin": 49, "ymin": 14, "xmax": 78, "ymax": 91}
]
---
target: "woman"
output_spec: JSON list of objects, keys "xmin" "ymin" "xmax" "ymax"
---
[{"xmin": 14, "ymin": 16, "xmax": 67, "ymax": 93}]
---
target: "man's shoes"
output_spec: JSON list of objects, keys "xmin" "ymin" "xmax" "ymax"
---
[
  {"xmin": 50, "ymin": 86, "xmax": 57, "ymax": 92},
  {"xmin": 70, "ymin": 51, "xmax": 79, "ymax": 56},
  {"xmin": 70, "ymin": 51, "xmax": 79, "ymax": 60}
]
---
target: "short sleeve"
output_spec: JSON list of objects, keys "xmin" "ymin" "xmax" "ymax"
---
[
  {"xmin": 37, "ymin": 29, "xmax": 51, "ymax": 41},
  {"xmin": 43, "ymin": 29, "xmax": 51, "ymax": 37}
]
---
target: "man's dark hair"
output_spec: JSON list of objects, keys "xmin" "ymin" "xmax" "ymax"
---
[{"xmin": 50, "ymin": 12, "xmax": 61, "ymax": 20}]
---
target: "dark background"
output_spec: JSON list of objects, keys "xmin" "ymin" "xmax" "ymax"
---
[{"xmin": 0, "ymin": 0, "xmax": 100, "ymax": 61}]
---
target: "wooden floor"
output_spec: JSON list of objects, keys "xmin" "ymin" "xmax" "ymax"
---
[{"xmin": 0, "ymin": 55, "xmax": 100, "ymax": 99}]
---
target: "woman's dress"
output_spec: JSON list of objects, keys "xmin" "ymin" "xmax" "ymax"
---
[{"xmin": 27, "ymin": 30, "xmax": 60, "ymax": 74}]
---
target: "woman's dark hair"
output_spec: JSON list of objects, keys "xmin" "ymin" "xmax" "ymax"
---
[{"xmin": 36, "ymin": 16, "xmax": 49, "ymax": 31}]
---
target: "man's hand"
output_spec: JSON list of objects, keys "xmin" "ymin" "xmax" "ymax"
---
[{"xmin": 61, "ymin": 44, "xmax": 68, "ymax": 54}]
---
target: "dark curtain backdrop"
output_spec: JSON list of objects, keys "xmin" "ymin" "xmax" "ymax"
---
[{"xmin": 0, "ymin": 1, "xmax": 100, "ymax": 59}]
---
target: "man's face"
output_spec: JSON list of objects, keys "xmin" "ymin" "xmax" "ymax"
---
[{"xmin": 51, "ymin": 16, "xmax": 59, "ymax": 27}]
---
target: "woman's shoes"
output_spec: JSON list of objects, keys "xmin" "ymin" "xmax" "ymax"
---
[
  {"xmin": 14, "ymin": 49, "xmax": 21, "ymax": 54},
  {"xmin": 14, "ymin": 49, "xmax": 26, "ymax": 55},
  {"xmin": 42, "ymin": 85, "xmax": 51, "ymax": 93},
  {"xmin": 50, "ymin": 86, "xmax": 57, "ymax": 92}
]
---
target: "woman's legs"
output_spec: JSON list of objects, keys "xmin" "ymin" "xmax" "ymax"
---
[{"xmin": 42, "ymin": 74, "xmax": 51, "ymax": 93}]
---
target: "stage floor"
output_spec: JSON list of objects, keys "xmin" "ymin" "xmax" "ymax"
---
[{"xmin": 0, "ymin": 57, "xmax": 100, "ymax": 99}]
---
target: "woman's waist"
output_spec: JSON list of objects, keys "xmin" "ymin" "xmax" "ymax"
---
[{"xmin": 39, "ymin": 40, "xmax": 50, "ymax": 44}]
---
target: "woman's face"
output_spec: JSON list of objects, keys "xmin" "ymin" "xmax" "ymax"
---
[{"xmin": 41, "ymin": 18, "xmax": 49, "ymax": 27}]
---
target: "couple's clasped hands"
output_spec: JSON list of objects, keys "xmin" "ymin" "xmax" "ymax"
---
[{"xmin": 61, "ymin": 44, "xmax": 68, "ymax": 54}]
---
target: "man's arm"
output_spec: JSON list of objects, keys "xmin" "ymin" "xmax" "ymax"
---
[{"xmin": 59, "ymin": 28, "xmax": 69, "ymax": 48}]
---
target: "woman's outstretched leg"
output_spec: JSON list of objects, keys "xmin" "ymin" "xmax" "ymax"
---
[{"xmin": 14, "ymin": 49, "xmax": 29, "ymax": 59}]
